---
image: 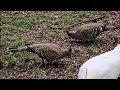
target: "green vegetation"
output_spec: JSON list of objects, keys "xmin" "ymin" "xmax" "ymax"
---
[{"xmin": 0, "ymin": 11, "xmax": 86, "ymax": 69}]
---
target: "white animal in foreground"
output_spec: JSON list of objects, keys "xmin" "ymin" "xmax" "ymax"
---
[{"xmin": 78, "ymin": 44, "xmax": 120, "ymax": 79}]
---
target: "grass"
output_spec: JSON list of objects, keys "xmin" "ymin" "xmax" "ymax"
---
[
  {"xmin": 0, "ymin": 60, "xmax": 4, "ymax": 66},
  {"xmin": 0, "ymin": 11, "xmax": 39, "ymax": 68},
  {"xmin": 44, "ymin": 11, "xmax": 86, "ymax": 39},
  {"xmin": 0, "ymin": 11, "xmax": 87, "ymax": 69},
  {"xmin": 19, "ymin": 63, "xmax": 29, "ymax": 71}
]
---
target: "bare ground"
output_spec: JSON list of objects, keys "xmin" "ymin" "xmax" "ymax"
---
[{"xmin": 0, "ymin": 11, "xmax": 120, "ymax": 79}]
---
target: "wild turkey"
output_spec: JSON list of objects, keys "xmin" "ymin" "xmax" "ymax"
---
[
  {"xmin": 8, "ymin": 43, "xmax": 72, "ymax": 65},
  {"xmin": 78, "ymin": 44, "xmax": 120, "ymax": 79},
  {"xmin": 66, "ymin": 23, "xmax": 120, "ymax": 42}
]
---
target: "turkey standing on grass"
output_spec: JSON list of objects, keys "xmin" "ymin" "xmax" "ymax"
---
[
  {"xmin": 66, "ymin": 23, "xmax": 120, "ymax": 42},
  {"xmin": 8, "ymin": 43, "xmax": 72, "ymax": 66}
]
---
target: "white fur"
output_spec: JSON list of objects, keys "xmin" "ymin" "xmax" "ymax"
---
[{"xmin": 78, "ymin": 44, "xmax": 120, "ymax": 79}]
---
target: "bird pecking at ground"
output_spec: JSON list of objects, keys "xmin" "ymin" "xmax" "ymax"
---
[
  {"xmin": 8, "ymin": 43, "xmax": 73, "ymax": 66},
  {"xmin": 66, "ymin": 22, "xmax": 120, "ymax": 42}
]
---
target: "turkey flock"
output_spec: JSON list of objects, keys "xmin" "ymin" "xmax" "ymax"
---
[{"xmin": 8, "ymin": 16, "xmax": 120, "ymax": 79}]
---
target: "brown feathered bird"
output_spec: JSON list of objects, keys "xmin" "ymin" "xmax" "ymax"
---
[
  {"xmin": 8, "ymin": 43, "xmax": 72, "ymax": 65},
  {"xmin": 66, "ymin": 23, "xmax": 120, "ymax": 42}
]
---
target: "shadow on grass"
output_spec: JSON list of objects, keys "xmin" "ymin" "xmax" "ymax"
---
[
  {"xmin": 32, "ymin": 60, "xmax": 66, "ymax": 69},
  {"xmin": 68, "ymin": 39, "xmax": 107, "ymax": 46}
]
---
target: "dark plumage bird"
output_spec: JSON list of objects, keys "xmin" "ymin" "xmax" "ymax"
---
[
  {"xmin": 66, "ymin": 23, "xmax": 120, "ymax": 42},
  {"xmin": 8, "ymin": 43, "xmax": 72, "ymax": 65}
]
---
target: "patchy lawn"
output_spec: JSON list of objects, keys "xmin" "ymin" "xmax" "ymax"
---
[{"xmin": 0, "ymin": 11, "xmax": 120, "ymax": 79}]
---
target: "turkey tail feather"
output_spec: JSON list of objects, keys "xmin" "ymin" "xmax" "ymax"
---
[
  {"xmin": 8, "ymin": 47, "xmax": 19, "ymax": 52},
  {"xmin": 8, "ymin": 46, "xmax": 28, "ymax": 53}
]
